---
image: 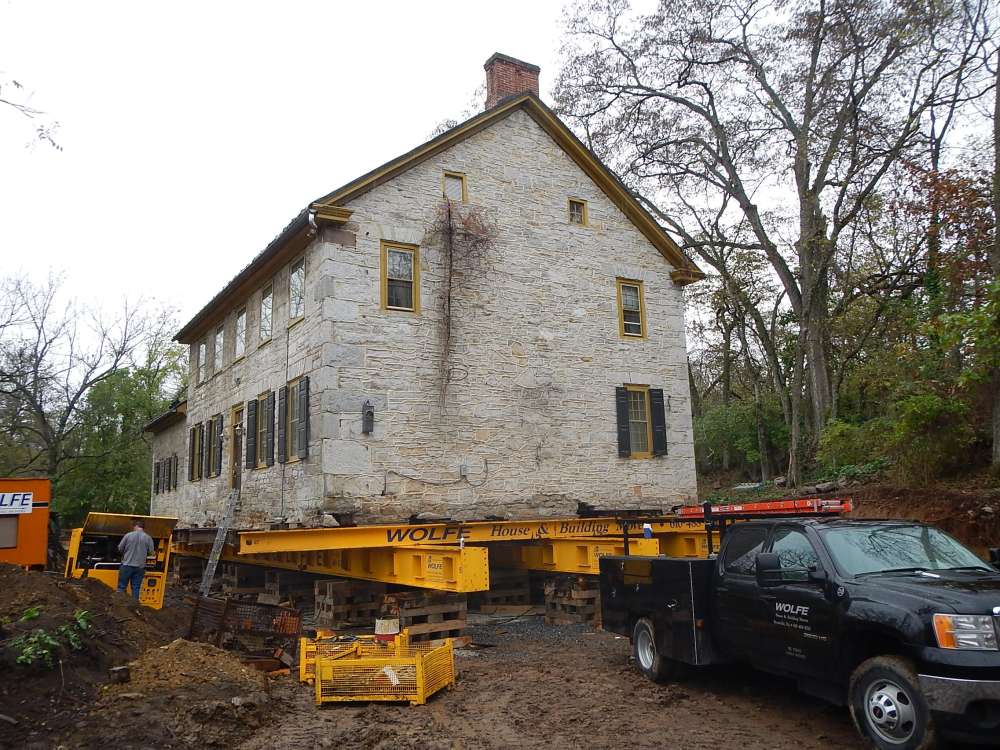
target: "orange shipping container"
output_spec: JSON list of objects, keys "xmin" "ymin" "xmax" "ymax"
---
[{"xmin": 0, "ymin": 478, "xmax": 51, "ymax": 570}]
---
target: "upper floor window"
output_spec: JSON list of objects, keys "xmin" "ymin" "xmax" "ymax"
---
[
  {"xmin": 260, "ymin": 285, "xmax": 273, "ymax": 341},
  {"xmin": 381, "ymin": 241, "xmax": 420, "ymax": 312},
  {"xmin": 289, "ymin": 259, "xmax": 305, "ymax": 320},
  {"xmin": 197, "ymin": 342, "xmax": 207, "ymax": 384},
  {"xmin": 443, "ymin": 171, "xmax": 467, "ymax": 202},
  {"xmin": 568, "ymin": 198, "xmax": 588, "ymax": 225},
  {"xmin": 214, "ymin": 326, "xmax": 224, "ymax": 371},
  {"xmin": 616, "ymin": 279, "xmax": 646, "ymax": 339},
  {"xmin": 235, "ymin": 308, "xmax": 247, "ymax": 358}
]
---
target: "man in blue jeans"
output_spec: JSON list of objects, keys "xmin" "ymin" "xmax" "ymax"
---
[{"xmin": 117, "ymin": 519, "xmax": 154, "ymax": 601}]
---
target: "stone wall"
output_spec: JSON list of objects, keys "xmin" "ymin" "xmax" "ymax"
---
[
  {"xmin": 148, "ymin": 418, "xmax": 188, "ymax": 519},
  {"xmin": 318, "ymin": 108, "xmax": 696, "ymax": 522}
]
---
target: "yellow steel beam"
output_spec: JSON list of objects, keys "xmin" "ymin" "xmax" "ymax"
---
[
  {"xmin": 173, "ymin": 542, "xmax": 490, "ymax": 593},
  {"xmin": 238, "ymin": 516, "xmax": 707, "ymax": 555},
  {"xmin": 489, "ymin": 537, "xmax": 661, "ymax": 575}
]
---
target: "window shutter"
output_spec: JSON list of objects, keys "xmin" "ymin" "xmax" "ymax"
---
[
  {"xmin": 277, "ymin": 386, "xmax": 287, "ymax": 463},
  {"xmin": 188, "ymin": 429, "xmax": 196, "ymax": 481},
  {"xmin": 154, "ymin": 461, "xmax": 161, "ymax": 494},
  {"xmin": 266, "ymin": 391, "xmax": 276, "ymax": 466},
  {"xmin": 615, "ymin": 387, "xmax": 631, "ymax": 458},
  {"xmin": 650, "ymin": 388, "xmax": 668, "ymax": 456},
  {"xmin": 297, "ymin": 376, "xmax": 310, "ymax": 459},
  {"xmin": 199, "ymin": 422, "xmax": 207, "ymax": 479},
  {"xmin": 246, "ymin": 399, "xmax": 257, "ymax": 469},
  {"xmin": 171, "ymin": 455, "xmax": 178, "ymax": 490},
  {"xmin": 215, "ymin": 414, "xmax": 224, "ymax": 477}
]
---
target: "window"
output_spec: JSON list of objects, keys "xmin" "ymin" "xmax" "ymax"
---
[
  {"xmin": 568, "ymin": 198, "xmax": 588, "ymax": 225},
  {"xmin": 235, "ymin": 308, "xmax": 246, "ymax": 358},
  {"xmin": 197, "ymin": 342, "xmax": 207, "ymax": 384},
  {"xmin": 615, "ymin": 385, "xmax": 668, "ymax": 459},
  {"xmin": 626, "ymin": 385, "xmax": 652, "ymax": 458},
  {"xmin": 0, "ymin": 517, "xmax": 17, "ymax": 549},
  {"xmin": 722, "ymin": 526, "xmax": 768, "ymax": 576},
  {"xmin": 381, "ymin": 241, "xmax": 420, "ymax": 312},
  {"xmin": 443, "ymin": 171, "xmax": 467, "ymax": 202},
  {"xmin": 289, "ymin": 258, "xmax": 305, "ymax": 320},
  {"xmin": 771, "ymin": 528, "xmax": 821, "ymax": 575},
  {"xmin": 278, "ymin": 377, "xmax": 309, "ymax": 462},
  {"xmin": 188, "ymin": 424, "xmax": 203, "ymax": 481},
  {"xmin": 256, "ymin": 393, "xmax": 269, "ymax": 467},
  {"xmin": 206, "ymin": 417, "xmax": 217, "ymax": 476},
  {"xmin": 616, "ymin": 279, "xmax": 646, "ymax": 338},
  {"xmin": 260, "ymin": 285, "xmax": 273, "ymax": 341},
  {"xmin": 214, "ymin": 326, "xmax": 224, "ymax": 372}
]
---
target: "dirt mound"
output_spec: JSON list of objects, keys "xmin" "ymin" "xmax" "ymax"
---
[
  {"xmin": 849, "ymin": 480, "xmax": 1000, "ymax": 554},
  {"xmin": 65, "ymin": 639, "xmax": 280, "ymax": 750},
  {"xmin": 0, "ymin": 564, "xmax": 189, "ymax": 748}
]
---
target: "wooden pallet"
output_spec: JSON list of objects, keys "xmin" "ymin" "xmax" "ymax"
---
[
  {"xmin": 382, "ymin": 592, "xmax": 468, "ymax": 643},
  {"xmin": 469, "ymin": 568, "xmax": 531, "ymax": 612},
  {"xmin": 219, "ymin": 563, "xmax": 266, "ymax": 593},
  {"xmin": 543, "ymin": 575, "xmax": 600, "ymax": 625},
  {"xmin": 314, "ymin": 580, "xmax": 386, "ymax": 627}
]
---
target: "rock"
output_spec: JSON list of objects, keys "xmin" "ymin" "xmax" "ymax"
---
[
  {"xmin": 816, "ymin": 481, "xmax": 838, "ymax": 493},
  {"xmin": 117, "ymin": 693, "xmax": 145, "ymax": 700},
  {"xmin": 109, "ymin": 665, "xmax": 130, "ymax": 684},
  {"xmin": 319, "ymin": 513, "xmax": 339, "ymax": 527},
  {"xmin": 773, "ymin": 476, "xmax": 786, "ymax": 487},
  {"xmin": 0, "ymin": 714, "xmax": 18, "ymax": 726},
  {"xmin": 414, "ymin": 512, "xmax": 449, "ymax": 521},
  {"xmin": 983, "ymin": 506, "xmax": 995, "ymax": 515}
]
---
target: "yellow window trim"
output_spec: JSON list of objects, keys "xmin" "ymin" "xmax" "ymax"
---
[
  {"xmin": 568, "ymin": 197, "xmax": 589, "ymax": 226},
  {"xmin": 625, "ymin": 384, "xmax": 654, "ymax": 459},
  {"xmin": 380, "ymin": 240, "xmax": 421, "ymax": 313},
  {"xmin": 442, "ymin": 170, "xmax": 468, "ymax": 202},
  {"xmin": 616, "ymin": 278, "xmax": 647, "ymax": 340}
]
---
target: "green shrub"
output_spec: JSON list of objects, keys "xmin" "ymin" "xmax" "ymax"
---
[
  {"xmin": 889, "ymin": 394, "xmax": 974, "ymax": 482},
  {"xmin": 11, "ymin": 629, "xmax": 60, "ymax": 668},
  {"xmin": 816, "ymin": 419, "xmax": 893, "ymax": 473}
]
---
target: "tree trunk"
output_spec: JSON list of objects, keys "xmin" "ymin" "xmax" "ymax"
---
[
  {"xmin": 688, "ymin": 360, "xmax": 702, "ymax": 419},
  {"xmin": 754, "ymin": 380, "xmax": 772, "ymax": 482},
  {"xmin": 991, "ymin": 50, "xmax": 1000, "ymax": 471},
  {"xmin": 721, "ymin": 321, "xmax": 733, "ymax": 472},
  {"xmin": 786, "ymin": 333, "xmax": 808, "ymax": 487}
]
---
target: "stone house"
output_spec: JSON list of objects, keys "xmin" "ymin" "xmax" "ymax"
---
[{"xmin": 146, "ymin": 53, "xmax": 703, "ymax": 529}]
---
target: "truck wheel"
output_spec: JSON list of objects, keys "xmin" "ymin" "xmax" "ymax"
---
[
  {"xmin": 632, "ymin": 617, "xmax": 680, "ymax": 683},
  {"xmin": 849, "ymin": 656, "xmax": 936, "ymax": 750}
]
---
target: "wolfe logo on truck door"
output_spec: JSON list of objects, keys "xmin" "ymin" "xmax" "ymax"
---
[{"xmin": 774, "ymin": 601, "xmax": 811, "ymax": 631}]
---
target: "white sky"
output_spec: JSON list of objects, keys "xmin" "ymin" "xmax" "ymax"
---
[{"xmin": 0, "ymin": 1, "xmax": 566, "ymax": 327}]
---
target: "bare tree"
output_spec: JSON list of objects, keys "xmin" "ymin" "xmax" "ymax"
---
[
  {"xmin": 556, "ymin": 0, "xmax": 992, "ymax": 484},
  {"xmin": 1, "ymin": 74, "xmax": 60, "ymax": 150},
  {"xmin": 0, "ymin": 274, "xmax": 166, "ymax": 482}
]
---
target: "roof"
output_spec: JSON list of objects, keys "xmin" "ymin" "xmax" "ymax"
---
[
  {"xmin": 175, "ymin": 92, "xmax": 704, "ymax": 344},
  {"xmin": 142, "ymin": 400, "xmax": 188, "ymax": 434}
]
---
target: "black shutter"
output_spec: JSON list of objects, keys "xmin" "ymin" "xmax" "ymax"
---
[
  {"xmin": 297, "ymin": 376, "xmax": 310, "ymax": 459},
  {"xmin": 615, "ymin": 387, "xmax": 631, "ymax": 458},
  {"xmin": 188, "ymin": 429, "xmax": 196, "ymax": 481},
  {"xmin": 215, "ymin": 414, "xmax": 224, "ymax": 477},
  {"xmin": 265, "ymin": 391, "xmax": 275, "ymax": 466},
  {"xmin": 246, "ymin": 399, "xmax": 257, "ymax": 469},
  {"xmin": 171, "ymin": 455, "xmax": 178, "ymax": 490},
  {"xmin": 154, "ymin": 461, "xmax": 161, "ymax": 494},
  {"xmin": 198, "ymin": 422, "xmax": 207, "ymax": 479},
  {"xmin": 650, "ymin": 388, "xmax": 668, "ymax": 456},
  {"xmin": 277, "ymin": 386, "xmax": 287, "ymax": 463}
]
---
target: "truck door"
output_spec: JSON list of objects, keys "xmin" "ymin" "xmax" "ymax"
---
[
  {"xmin": 714, "ymin": 525, "xmax": 770, "ymax": 659},
  {"xmin": 764, "ymin": 526, "xmax": 836, "ymax": 676}
]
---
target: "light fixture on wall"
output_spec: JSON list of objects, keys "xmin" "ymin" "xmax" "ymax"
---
[{"xmin": 362, "ymin": 400, "xmax": 375, "ymax": 435}]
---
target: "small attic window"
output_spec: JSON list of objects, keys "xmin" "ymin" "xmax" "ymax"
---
[
  {"xmin": 443, "ymin": 171, "xmax": 467, "ymax": 202},
  {"xmin": 569, "ymin": 198, "xmax": 588, "ymax": 225}
]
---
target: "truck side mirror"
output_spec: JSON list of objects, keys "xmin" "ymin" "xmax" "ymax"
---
[{"xmin": 755, "ymin": 552, "xmax": 782, "ymax": 588}]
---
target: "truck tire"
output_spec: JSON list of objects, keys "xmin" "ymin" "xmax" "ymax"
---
[
  {"xmin": 632, "ymin": 617, "xmax": 681, "ymax": 683},
  {"xmin": 849, "ymin": 656, "xmax": 937, "ymax": 750}
]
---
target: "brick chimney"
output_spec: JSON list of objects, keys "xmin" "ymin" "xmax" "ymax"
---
[{"xmin": 484, "ymin": 52, "xmax": 540, "ymax": 109}]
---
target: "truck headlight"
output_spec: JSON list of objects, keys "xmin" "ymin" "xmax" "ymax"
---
[{"xmin": 933, "ymin": 613, "xmax": 999, "ymax": 650}]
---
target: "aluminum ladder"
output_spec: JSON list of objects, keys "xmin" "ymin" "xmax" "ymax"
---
[{"xmin": 198, "ymin": 489, "xmax": 240, "ymax": 596}]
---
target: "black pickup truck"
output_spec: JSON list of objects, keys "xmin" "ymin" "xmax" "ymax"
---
[{"xmin": 600, "ymin": 517, "xmax": 1000, "ymax": 748}]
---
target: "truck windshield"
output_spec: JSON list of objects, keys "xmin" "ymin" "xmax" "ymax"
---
[{"xmin": 821, "ymin": 525, "xmax": 990, "ymax": 576}]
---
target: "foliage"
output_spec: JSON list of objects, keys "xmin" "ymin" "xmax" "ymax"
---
[
  {"xmin": 889, "ymin": 394, "xmax": 976, "ymax": 482},
  {"xmin": 11, "ymin": 629, "xmax": 60, "ymax": 668},
  {"xmin": 816, "ymin": 420, "xmax": 893, "ymax": 472},
  {"xmin": 18, "ymin": 606, "xmax": 41, "ymax": 622},
  {"xmin": 695, "ymin": 399, "xmax": 787, "ymax": 476}
]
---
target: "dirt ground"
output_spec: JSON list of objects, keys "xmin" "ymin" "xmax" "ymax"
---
[{"xmin": 40, "ymin": 616, "xmax": 859, "ymax": 750}]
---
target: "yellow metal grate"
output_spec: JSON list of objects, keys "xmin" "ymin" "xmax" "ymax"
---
[{"xmin": 313, "ymin": 636, "xmax": 455, "ymax": 705}]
